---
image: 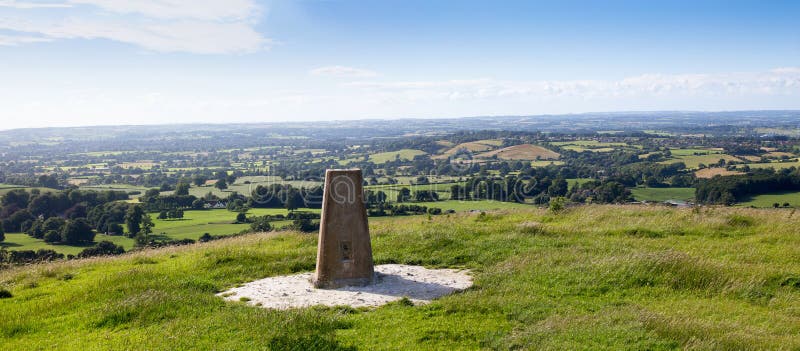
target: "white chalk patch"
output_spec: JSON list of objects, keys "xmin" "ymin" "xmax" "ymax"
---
[{"xmin": 217, "ymin": 264, "xmax": 472, "ymax": 309}]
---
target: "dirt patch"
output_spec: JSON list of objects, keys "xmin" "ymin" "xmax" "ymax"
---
[{"xmin": 217, "ymin": 264, "xmax": 472, "ymax": 309}]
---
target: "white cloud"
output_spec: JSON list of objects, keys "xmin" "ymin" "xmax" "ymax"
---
[
  {"xmin": 344, "ymin": 68, "xmax": 800, "ymax": 102},
  {"xmin": 310, "ymin": 65, "xmax": 379, "ymax": 78},
  {"xmin": 0, "ymin": 0, "xmax": 266, "ymax": 53},
  {"xmin": 0, "ymin": 0, "xmax": 71, "ymax": 8},
  {"xmin": 0, "ymin": 33, "xmax": 52, "ymax": 45},
  {"xmin": 66, "ymin": 0, "xmax": 259, "ymax": 21}
]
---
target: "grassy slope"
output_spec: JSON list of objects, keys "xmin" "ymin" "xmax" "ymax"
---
[{"xmin": 2, "ymin": 205, "xmax": 800, "ymax": 350}]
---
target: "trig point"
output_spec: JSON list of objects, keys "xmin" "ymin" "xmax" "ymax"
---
[{"xmin": 312, "ymin": 169, "xmax": 375, "ymax": 289}]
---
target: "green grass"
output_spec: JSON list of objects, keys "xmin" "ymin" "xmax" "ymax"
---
[
  {"xmin": 739, "ymin": 159, "xmax": 800, "ymax": 170},
  {"xmin": 421, "ymin": 199, "xmax": 535, "ymax": 212},
  {"xmin": 738, "ymin": 191, "xmax": 800, "ymax": 208},
  {"xmin": 0, "ymin": 233, "xmax": 133, "ymax": 256},
  {"xmin": 668, "ymin": 147, "xmax": 722, "ymax": 156},
  {"xmin": 1, "ymin": 205, "xmax": 799, "ymax": 349},
  {"xmin": 567, "ymin": 178, "xmax": 596, "ymax": 189},
  {"xmin": 0, "ymin": 209, "xmax": 319, "ymax": 255},
  {"xmin": 660, "ymin": 154, "xmax": 741, "ymax": 169},
  {"xmin": 630, "ymin": 187, "xmax": 695, "ymax": 202},
  {"xmin": 368, "ymin": 149, "xmax": 427, "ymax": 163}
]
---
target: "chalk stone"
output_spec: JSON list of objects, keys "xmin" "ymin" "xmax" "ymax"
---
[{"xmin": 311, "ymin": 169, "xmax": 375, "ymax": 289}]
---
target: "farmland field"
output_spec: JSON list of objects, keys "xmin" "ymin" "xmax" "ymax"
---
[
  {"xmin": 694, "ymin": 168, "xmax": 744, "ymax": 179},
  {"xmin": 660, "ymin": 154, "xmax": 741, "ymax": 169},
  {"xmin": 630, "ymin": 187, "xmax": 695, "ymax": 202},
  {"xmin": 738, "ymin": 191, "xmax": 800, "ymax": 208},
  {"xmin": 740, "ymin": 159, "xmax": 800, "ymax": 170},
  {"xmin": 369, "ymin": 149, "xmax": 427, "ymax": 163},
  {"xmin": 475, "ymin": 144, "xmax": 560, "ymax": 160}
]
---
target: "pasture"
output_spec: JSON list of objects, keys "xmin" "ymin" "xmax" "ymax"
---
[
  {"xmin": 738, "ymin": 191, "xmax": 800, "ymax": 208},
  {"xmin": 368, "ymin": 149, "xmax": 427, "ymax": 163},
  {"xmin": 630, "ymin": 187, "xmax": 695, "ymax": 202},
  {"xmin": 475, "ymin": 144, "xmax": 560, "ymax": 160},
  {"xmin": 660, "ymin": 154, "xmax": 741, "ymax": 169}
]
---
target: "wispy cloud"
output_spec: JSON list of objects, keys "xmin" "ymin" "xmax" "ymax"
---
[
  {"xmin": 66, "ymin": 0, "xmax": 260, "ymax": 20},
  {"xmin": 0, "ymin": 33, "xmax": 52, "ymax": 45},
  {"xmin": 344, "ymin": 68, "xmax": 800, "ymax": 102},
  {"xmin": 0, "ymin": 0, "xmax": 71, "ymax": 8},
  {"xmin": 0, "ymin": 0, "xmax": 267, "ymax": 53},
  {"xmin": 310, "ymin": 65, "xmax": 379, "ymax": 78}
]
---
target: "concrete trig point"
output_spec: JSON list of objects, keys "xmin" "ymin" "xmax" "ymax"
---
[{"xmin": 312, "ymin": 169, "xmax": 375, "ymax": 289}]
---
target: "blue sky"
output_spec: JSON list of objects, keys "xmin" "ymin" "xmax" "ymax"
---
[{"xmin": 0, "ymin": 0, "xmax": 798, "ymax": 130}]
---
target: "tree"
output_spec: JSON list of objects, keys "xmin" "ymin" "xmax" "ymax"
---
[
  {"xmin": 77, "ymin": 241, "xmax": 125, "ymax": 258},
  {"xmin": 44, "ymin": 230, "xmax": 61, "ymax": 243},
  {"xmin": 192, "ymin": 175, "xmax": 208, "ymax": 187},
  {"xmin": 107, "ymin": 222, "xmax": 124, "ymax": 235},
  {"xmin": 547, "ymin": 178, "xmax": 569, "ymax": 197},
  {"xmin": 125, "ymin": 205, "xmax": 144, "ymax": 237},
  {"xmin": 236, "ymin": 212, "xmax": 247, "ymax": 223},
  {"xmin": 250, "ymin": 216, "xmax": 272, "ymax": 232},
  {"xmin": 396, "ymin": 188, "xmax": 411, "ymax": 203},
  {"xmin": 158, "ymin": 210, "xmax": 168, "ymax": 220},
  {"xmin": 215, "ymin": 179, "xmax": 228, "ymax": 190},
  {"xmin": 376, "ymin": 191, "xmax": 387, "ymax": 204},
  {"xmin": 0, "ymin": 224, "xmax": 4, "ymax": 242},
  {"xmin": 285, "ymin": 189, "xmax": 303, "ymax": 212},
  {"xmin": 61, "ymin": 218, "xmax": 95, "ymax": 244},
  {"xmin": 42, "ymin": 217, "xmax": 66, "ymax": 238},
  {"xmin": 175, "ymin": 182, "xmax": 190, "ymax": 196}
]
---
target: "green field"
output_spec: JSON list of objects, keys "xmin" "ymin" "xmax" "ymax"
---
[
  {"xmin": 0, "ymin": 200, "xmax": 531, "ymax": 255},
  {"xmin": 660, "ymin": 154, "xmax": 741, "ymax": 169},
  {"xmin": 630, "ymin": 187, "xmax": 695, "ymax": 202},
  {"xmin": 667, "ymin": 147, "xmax": 722, "ymax": 156},
  {"xmin": 2, "ymin": 205, "xmax": 799, "ymax": 349},
  {"xmin": 0, "ymin": 208, "xmax": 318, "ymax": 255},
  {"xmin": 552, "ymin": 140, "xmax": 630, "ymax": 153},
  {"xmin": 739, "ymin": 159, "xmax": 800, "ymax": 170},
  {"xmin": 368, "ymin": 149, "xmax": 427, "ymax": 163},
  {"xmin": 566, "ymin": 178, "xmax": 596, "ymax": 189},
  {"xmin": 738, "ymin": 191, "xmax": 800, "ymax": 208}
]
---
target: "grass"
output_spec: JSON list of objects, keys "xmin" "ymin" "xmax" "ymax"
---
[
  {"xmin": 1, "ymin": 205, "xmax": 799, "ymax": 349},
  {"xmin": 694, "ymin": 168, "xmax": 744, "ymax": 179},
  {"xmin": 660, "ymin": 154, "xmax": 741, "ymax": 169},
  {"xmin": 0, "ymin": 208, "xmax": 320, "ymax": 255},
  {"xmin": 369, "ymin": 149, "xmax": 427, "ymax": 163},
  {"xmin": 739, "ymin": 159, "xmax": 800, "ymax": 170},
  {"xmin": 738, "ymin": 191, "xmax": 800, "ymax": 208},
  {"xmin": 630, "ymin": 187, "xmax": 695, "ymax": 202},
  {"xmin": 475, "ymin": 144, "xmax": 560, "ymax": 160}
]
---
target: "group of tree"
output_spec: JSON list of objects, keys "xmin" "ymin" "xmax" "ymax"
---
[{"xmin": 696, "ymin": 167, "xmax": 800, "ymax": 205}]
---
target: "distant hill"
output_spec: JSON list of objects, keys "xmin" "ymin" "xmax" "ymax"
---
[{"xmin": 476, "ymin": 144, "xmax": 560, "ymax": 160}]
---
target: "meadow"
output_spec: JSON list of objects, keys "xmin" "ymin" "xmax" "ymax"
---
[
  {"xmin": 738, "ymin": 191, "xmax": 800, "ymax": 208},
  {"xmin": 630, "ymin": 187, "xmax": 695, "ymax": 202},
  {"xmin": 660, "ymin": 154, "xmax": 741, "ymax": 169},
  {"xmin": 0, "ymin": 201, "xmax": 530, "ymax": 255},
  {"xmin": 0, "ymin": 208, "xmax": 315, "ymax": 254},
  {"xmin": 1, "ymin": 205, "xmax": 799, "ymax": 349}
]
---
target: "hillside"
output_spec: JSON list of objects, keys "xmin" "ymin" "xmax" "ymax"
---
[
  {"xmin": 475, "ymin": 144, "xmax": 561, "ymax": 160},
  {"xmin": 2, "ymin": 205, "xmax": 799, "ymax": 350}
]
